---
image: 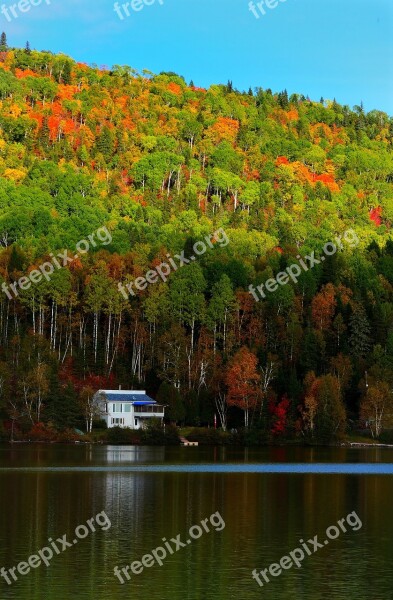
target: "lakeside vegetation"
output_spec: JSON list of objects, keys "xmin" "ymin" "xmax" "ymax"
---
[
  {"xmin": 0, "ymin": 37, "xmax": 393, "ymax": 444},
  {"xmin": 3, "ymin": 423, "xmax": 393, "ymax": 447}
]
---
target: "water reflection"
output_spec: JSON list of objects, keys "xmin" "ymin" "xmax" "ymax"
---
[
  {"xmin": 103, "ymin": 446, "xmax": 166, "ymax": 463},
  {"xmin": 0, "ymin": 446, "xmax": 392, "ymax": 600}
]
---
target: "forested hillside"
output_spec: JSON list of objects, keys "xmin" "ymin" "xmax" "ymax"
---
[{"xmin": 0, "ymin": 39, "xmax": 393, "ymax": 442}]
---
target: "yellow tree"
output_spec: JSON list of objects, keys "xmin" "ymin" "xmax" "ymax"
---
[{"xmin": 360, "ymin": 382, "xmax": 393, "ymax": 438}]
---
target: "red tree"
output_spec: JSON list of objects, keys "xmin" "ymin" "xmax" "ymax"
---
[{"xmin": 269, "ymin": 395, "xmax": 290, "ymax": 436}]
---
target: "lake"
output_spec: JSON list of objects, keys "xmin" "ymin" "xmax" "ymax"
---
[{"xmin": 0, "ymin": 445, "xmax": 392, "ymax": 599}]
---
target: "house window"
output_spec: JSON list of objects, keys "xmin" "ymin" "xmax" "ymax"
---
[
  {"xmin": 112, "ymin": 404, "xmax": 122, "ymax": 413},
  {"xmin": 135, "ymin": 419, "xmax": 138, "ymax": 427},
  {"xmin": 112, "ymin": 418, "xmax": 124, "ymax": 425},
  {"xmin": 124, "ymin": 405, "xmax": 131, "ymax": 413}
]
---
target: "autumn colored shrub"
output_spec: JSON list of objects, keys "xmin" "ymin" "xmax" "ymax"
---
[{"xmin": 27, "ymin": 423, "xmax": 57, "ymax": 442}]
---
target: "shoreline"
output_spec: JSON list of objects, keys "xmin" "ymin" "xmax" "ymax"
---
[{"xmin": 3, "ymin": 439, "xmax": 393, "ymax": 448}]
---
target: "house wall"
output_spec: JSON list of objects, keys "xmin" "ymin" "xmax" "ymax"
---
[{"xmin": 107, "ymin": 402, "xmax": 135, "ymax": 428}]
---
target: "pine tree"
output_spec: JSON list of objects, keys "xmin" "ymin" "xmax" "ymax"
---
[
  {"xmin": 157, "ymin": 382, "xmax": 185, "ymax": 424},
  {"xmin": 46, "ymin": 380, "xmax": 82, "ymax": 431},
  {"xmin": 278, "ymin": 89, "xmax": 289, "ymax": 109},
  {"xmin": 39, "ymin": 117, "xmax": 51, "ymax": 152},
  {"xmin": 0, "ymin": 32, "xmax": 7, "ymax": 51},
  {"xmin": 25, "ymin": 41, "xmax": 31, "ymax": 54},
  {"xmin": 96, "ymin": 126, "xmax": 114, "ymax": 160},
  {"xmin": 349, "ymin": 305, "xmax": 371, "ymax": 359}
]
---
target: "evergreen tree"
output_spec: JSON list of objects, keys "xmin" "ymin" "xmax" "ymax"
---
[
  {"xmin": 96, "ymin": 126, "xmax": 114, "ymax": 160},
  {"xmin": 157, "ymin": 382, "xmax": 185, "ymax": 424},
  {"xmin": 38, "ymin": 117, "xmax": 51, "ymax": 152},
  {"xmin": 25, "ymin": 41, "xmax": 31, "ymax": 54},
  {"xmin": 184, "ymin": 389, "xmax": 200, "ymax": 425},
  {"xmin": 0, "ymin": 32, "xmax": 7, "ymax": 51},
  {"xmin": 289, "ymin": 93, "xmax": 299, "ymax": 105},
  {"xmin": 299, "ymin": 329, "xmax": 319, "ymax": 375},
  {"xmin": 278, "ymin": 89, "xmax": 289, "ymax": 109},
  {"xmin": 349, "ymin": 305, "xmax": 371, "ymax": 359},
  {"xmin": 46, "ymin": 380, "xmax": 82, "ymax": 431}
]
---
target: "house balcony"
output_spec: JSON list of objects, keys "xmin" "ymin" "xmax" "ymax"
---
[{"xmin": 134, "ymin": 405, "xmax": 165, "ymax": 416}]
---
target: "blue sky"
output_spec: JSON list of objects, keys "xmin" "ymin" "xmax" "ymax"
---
[{"xmin": 2, "ymin": 0, "xmax": 393, "ymax": 114}]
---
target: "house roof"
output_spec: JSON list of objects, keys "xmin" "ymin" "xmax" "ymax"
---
[{"xmin": 97, "ymin": 390, "xmax": 156, "ymax": 404}]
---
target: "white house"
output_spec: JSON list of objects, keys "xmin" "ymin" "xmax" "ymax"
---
[{"xmin": 95, "ymin": 390, "xmax": 165, "ymax": 430}]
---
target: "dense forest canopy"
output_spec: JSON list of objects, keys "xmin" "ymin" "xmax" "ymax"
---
[{"xmin": 0, "ymin": 37, "xmax": 393, "ymax": 442}]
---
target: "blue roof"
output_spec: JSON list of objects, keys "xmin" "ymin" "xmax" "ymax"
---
[
  {"xmin": 103, "ymin": 393, "xmax": 156, "ymax": 403},
  {"xmin": 133, "ymin": 401, "xmax": 156, "ymax": 406}
]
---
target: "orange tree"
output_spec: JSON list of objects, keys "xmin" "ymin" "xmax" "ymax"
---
[{"xmin": 225, "ymin": 347, "xmax": 260, "ymax": 428}]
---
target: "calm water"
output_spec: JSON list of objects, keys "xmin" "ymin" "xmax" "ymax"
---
[{"xmin": 0, "ymin": 445, "xmax": 392, "ymax": 599}]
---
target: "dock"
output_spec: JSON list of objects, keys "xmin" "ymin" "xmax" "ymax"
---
[{"xmin": 180, "ymin": 436, "xmax": 198, "ymax": 447}]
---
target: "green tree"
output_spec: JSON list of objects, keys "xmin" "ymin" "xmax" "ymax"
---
[
  {"xmin": 62, "ymin": 61, "xmax": 72, "ymax": 85},
  {"xmin": 157, "ymin": 382, "xmax": 185, "ymax": 424},
  {"xmin": 349, "ymin": 304, "xmax": 371, "ymax": 360},
  {"xmin": 169, "ymin": 263, "xmax": 206, "ymax": 350},
  {"xmin": 96, "ymin": 126, "xmax": 114, "ymax": 160},
  {"xmin": 206, "ymin": 274, "xmax": 235, "ymax": 353}
]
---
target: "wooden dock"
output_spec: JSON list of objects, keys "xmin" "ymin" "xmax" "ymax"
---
[{"xmin": 180, "ymin": 436, "xmax": 198, "ymax": 447}]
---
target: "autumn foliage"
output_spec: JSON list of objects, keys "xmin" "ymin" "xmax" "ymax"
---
[
  {"xmin": 0, "ymin": 45, "xmax": 392, "ymax": 442},
  {"xmin": 226, "ymin": 347, "xmax": 261, "ymax": 428}
]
